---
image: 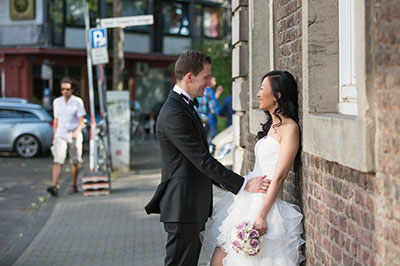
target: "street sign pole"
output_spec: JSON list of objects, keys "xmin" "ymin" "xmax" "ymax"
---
[
  {"xmin": 1, "ymin": 57, "xmax": 5, "ymax": 98},
  {"xmin": 84, "ymin": 0, "xmax": 98, "ymax": 172}
]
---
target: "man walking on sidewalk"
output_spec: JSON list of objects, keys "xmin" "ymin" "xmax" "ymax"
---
[{"xmin": 47, "ymin": 77, "xmax": 86, "ymax": 197}]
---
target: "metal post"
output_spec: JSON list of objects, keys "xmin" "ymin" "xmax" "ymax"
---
[
  {"xmin": 84, "ymin": 0, "xmax": 98, "ymax": 172},
  {"xmin": 1, "ymin": 56, "xmax": 5, "ymax": 98},
  {"xmin": 49, "ymin": 69, "xmax": 53, "ymax": 104},
  {"xmin": 189, "ymin": 0, "xmax": 195, "ymax": 47}
]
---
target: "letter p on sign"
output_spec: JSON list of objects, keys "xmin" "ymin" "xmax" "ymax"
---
[{"xmin": 90, "ymin": 28, "xmax": 107, "ymax": 49}]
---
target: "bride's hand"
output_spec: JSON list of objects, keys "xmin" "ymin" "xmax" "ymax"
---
[
  {"xmin": 253, "ymin": 216, "xmax": 268, "ymax": 236},
  {"xmin": 244, "ymin": 176, "xmax": 270, "ymax": 194}
]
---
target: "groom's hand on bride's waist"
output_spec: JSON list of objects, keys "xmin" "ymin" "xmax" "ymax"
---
[{"xmin": 244, "ymin": 176, "xmax": 270, "ymax": 194}]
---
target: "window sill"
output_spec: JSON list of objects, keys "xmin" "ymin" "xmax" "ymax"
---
[{"xmin": 303, "ymin": 112, "xmax": 375, "ymax": 173}]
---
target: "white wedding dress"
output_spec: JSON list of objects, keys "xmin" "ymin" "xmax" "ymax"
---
[{"xmin": 201, "ymin": 136, "xmax": 305, "ymax": 265}]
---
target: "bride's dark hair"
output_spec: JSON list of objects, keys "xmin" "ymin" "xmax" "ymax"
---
[{"xmin": 256, "ymin": 70, "xmax": 299, "ymax": 140}]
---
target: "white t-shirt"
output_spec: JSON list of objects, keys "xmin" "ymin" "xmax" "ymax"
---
[{"xmin": 53, "ymin": 95, "xmax": 87, "ymax": 139}]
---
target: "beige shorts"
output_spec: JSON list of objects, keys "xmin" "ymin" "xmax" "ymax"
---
[{"xmin": 53, "ymin": 132, "xmax": 83, "ymax": 165}]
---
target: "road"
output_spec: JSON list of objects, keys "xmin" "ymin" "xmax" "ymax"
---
[{"xmin": 0, "ymin": 151, "xmax": 88, "ymax": 257}]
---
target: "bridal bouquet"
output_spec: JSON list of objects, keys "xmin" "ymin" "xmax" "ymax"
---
[{"xmin": 231, "ymin": 220, "xmax": 262, "ymax": 256}]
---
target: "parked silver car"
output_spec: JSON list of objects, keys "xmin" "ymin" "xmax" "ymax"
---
[{"xmin": 0, "ymin": 101, "xmax": 53, "ymax": 157}]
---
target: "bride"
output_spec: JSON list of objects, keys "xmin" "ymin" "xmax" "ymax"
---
[{"xmin": 201, "ymin": 70, "xmax": 305, "ymax": 265}]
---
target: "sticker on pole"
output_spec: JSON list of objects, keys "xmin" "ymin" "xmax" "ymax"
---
[{"xmin": 90, "ymin": 28, "xmax": 109, "ymax": 65}]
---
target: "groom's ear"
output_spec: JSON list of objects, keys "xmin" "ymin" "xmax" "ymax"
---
[{"xmin": 185, "ymin": 73, "xmax": 193, "ymax": 83}]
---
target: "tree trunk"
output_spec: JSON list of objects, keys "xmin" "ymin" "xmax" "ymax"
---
[{"xmin": 112, "ymin": 0, "xmax": 123, "ymax": 91}]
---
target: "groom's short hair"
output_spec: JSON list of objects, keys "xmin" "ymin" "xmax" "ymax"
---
[{"xmin": 174, "ymin": 50, "xmax": 212, "ymax": 81}]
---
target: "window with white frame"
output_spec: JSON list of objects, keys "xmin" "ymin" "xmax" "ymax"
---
[{"xmin": 339, "ymin": 0, "xmax": 358, "ymax": 115}]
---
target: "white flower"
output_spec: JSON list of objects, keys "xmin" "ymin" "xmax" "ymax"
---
[{"xmin": 200, "ymin": 114, "xmax": 206, "ymax": 126}]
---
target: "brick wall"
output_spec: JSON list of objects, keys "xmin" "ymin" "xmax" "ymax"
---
[
  {"xmin": 373, "ymin": 0, "xmax": 400, "ymax": 264},
  {"xmin": 233, "ymin": 0, "xmax": 399, "ymax": 264},
  {"xmin": 303, "ymin": 0, "xmax": 400, "ymax": 265},
  {"xmin": 274, "ymin": 0, "xmax": 303, "ymax": 206},
  {"xmin": 375, "ymin": 90, "xmax": 400, "ymax": 264},
  {"xmin": 303, "ymin": 154, "xmax": 378, "ymax": 265}
]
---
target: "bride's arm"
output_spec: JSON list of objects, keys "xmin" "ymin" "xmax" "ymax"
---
[{"xmin": 253, "ymin": 123, "xmax": 300, "ymax": 235}]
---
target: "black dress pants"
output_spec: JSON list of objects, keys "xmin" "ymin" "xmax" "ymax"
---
[{"xmin": 163, "ymin": 222, "xmax": 205, "ymax": 266}]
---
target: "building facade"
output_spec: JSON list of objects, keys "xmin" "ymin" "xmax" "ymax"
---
[
  {"xmin": 232, "ymin": 0, "xmax": 400, "ymax": 264},
  {"xmin": 0, "ymin": 0, "xmax": 231, "ymax": 113}
]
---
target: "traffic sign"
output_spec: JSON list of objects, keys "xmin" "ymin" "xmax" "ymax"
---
[
  {"xmin": 98, "ymin": 15, "xmax": 153, "ymax": 29},
  {"xmin": 90, "ymin": 28, "xmax": 109, "ymax": 65},
  {"xmin": 90, "ymin": 28, "xmax": 107, "ymax": 48}
]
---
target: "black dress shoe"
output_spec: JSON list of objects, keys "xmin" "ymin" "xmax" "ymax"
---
[{"xmin": 47, "ymin": 186, "xmax": 58, "ymax": 196}]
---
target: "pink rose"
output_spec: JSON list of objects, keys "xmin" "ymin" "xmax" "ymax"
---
[
  {"xmin": 249, "ymin": 229, "xmax": 260, "ymax": 238},
  {"xmin": 250, "ymin": 239, "xmax": 260, "ymax": 249},
  {"xmin": 232, "ymin": 240, "xmax": 242, "ymax": 253},
  {"xmin": 237, "ymin": 231, "xmax": 246, "ymax": 240},
  {"xmin": 236, "ymin": 221, "xmax": 248, "ymax": 230}
]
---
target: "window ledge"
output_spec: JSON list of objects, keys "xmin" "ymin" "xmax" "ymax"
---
[{"xmin": 303, "ymin": 113, "xmax": 375, "ymax": 173}]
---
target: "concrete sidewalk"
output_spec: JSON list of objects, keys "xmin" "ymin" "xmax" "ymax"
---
[
  {"xmin": 12, "ymin": 169, "xmax": 166, "ymax": 266},
  {"xmin": 2, "ymin": 139, "xmax": 216, "ymax": 266}
]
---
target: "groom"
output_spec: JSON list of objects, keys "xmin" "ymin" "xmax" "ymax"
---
[{"xmin": 145, "ymin": 50, "xmax": 269, "ymax": 266}]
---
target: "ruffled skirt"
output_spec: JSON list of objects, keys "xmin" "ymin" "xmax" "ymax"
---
[{"xmin": 201, "ymin": 189, "xmax": 305, "ymax": 265}]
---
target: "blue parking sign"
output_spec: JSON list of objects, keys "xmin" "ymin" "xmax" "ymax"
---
[{"xmin": 90, "ymin": 28, "xmax": 107, "ymax": 49}]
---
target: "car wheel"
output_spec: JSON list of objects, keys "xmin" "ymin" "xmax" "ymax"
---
[{"xmin": 15, "ymin": 135, "xmax": 40, "ymax": 158}]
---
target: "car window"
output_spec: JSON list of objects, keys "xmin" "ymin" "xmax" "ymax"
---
[
  {"xmin": 0, "ymin": 109, "xmax": 40, "ymax": 120},
  {"xmin": 0, "ymin": 109, "xmax": 22, "ymax": 119},
  {"xmin": 21, "ymin": 111, "xmax": 39, "ymax": 119}
]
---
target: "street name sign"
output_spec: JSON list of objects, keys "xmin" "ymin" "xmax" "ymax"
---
[
  {"xmin": 90, "ymin": 28, "xmax": 109, "ymax": 65},
  {"xmin": 98, "ymin": 15, "xmax": 154, "ymax": 29}
]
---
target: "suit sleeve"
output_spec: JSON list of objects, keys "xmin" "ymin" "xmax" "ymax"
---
[{"xmin": 165, "ymin": 108, "xmax": 244, "ymax": 194}]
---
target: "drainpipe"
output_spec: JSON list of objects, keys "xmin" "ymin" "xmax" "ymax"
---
[
  {"xmin": 189, "ymin": 0, "xmax": 195, "ymax": 47},
  {"xmin": 1, "ymin": 55, "xmax": 5, "ymax": 98}
]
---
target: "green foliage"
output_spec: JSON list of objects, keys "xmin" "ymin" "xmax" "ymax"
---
[
  {"xmin": 193, "ymin": 38, "xmax": 233, "ymax": 100},
  {"xmin": 193, "ymin": 38, "xmax": 233, "ymax": 133},
  {"xmin": 217, "ymin": 116, "xmax": 228, "ymax": 132}
]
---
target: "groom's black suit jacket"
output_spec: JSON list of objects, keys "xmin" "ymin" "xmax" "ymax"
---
[{"xmin": 145, "ymin": 90, "xmax": 244, "ymax": 224}]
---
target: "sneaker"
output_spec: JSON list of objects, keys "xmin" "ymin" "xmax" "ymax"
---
[
  {"xmin": 47, "ymin": 186, "xmax": 58, "ymax": 196},
  {"xmin": 67, "ymin": 185, "xmax": 78, "ymax": 194}
]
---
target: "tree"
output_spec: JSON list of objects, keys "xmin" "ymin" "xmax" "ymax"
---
[{"xmin": 113, "ymin": 0, "xmax": 123, "ymax": 91}]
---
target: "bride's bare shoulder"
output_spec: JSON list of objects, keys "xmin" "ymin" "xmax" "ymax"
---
[{"xmin": 280, "ymin": 119, "xmax": 299, "ymax": 138}]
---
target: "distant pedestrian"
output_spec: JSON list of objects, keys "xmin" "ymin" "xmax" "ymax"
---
[
  {"xmin": 47, "ymin": 77, "xmax": 86, "ymax": 196},
  {"xmin": 219, "ymin": 94, "xmax": 234, "ymax": 127}
]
